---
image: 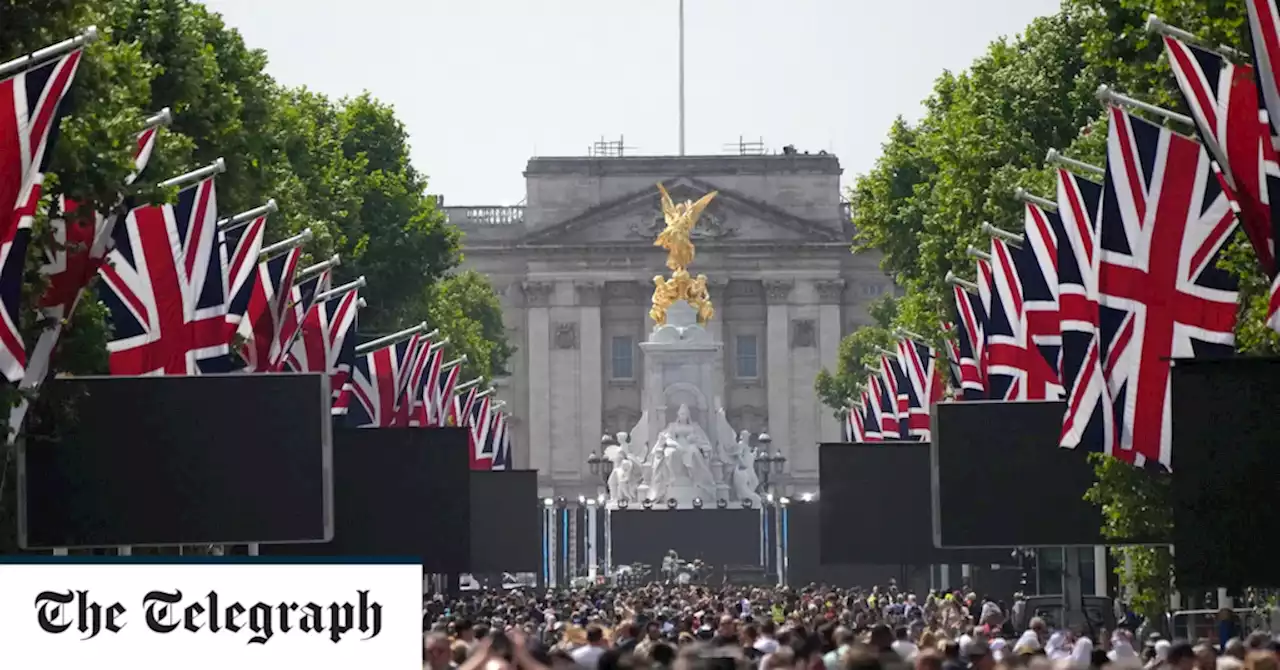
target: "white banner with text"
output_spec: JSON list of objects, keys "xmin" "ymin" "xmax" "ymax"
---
[{"xmin": 0, "ymin": 561, "xmax": 421, "ymax": 669}]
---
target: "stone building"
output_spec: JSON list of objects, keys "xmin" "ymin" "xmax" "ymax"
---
[{"xmin": 448, "ymin": 153, "xmax": 890, "ymax": 499}]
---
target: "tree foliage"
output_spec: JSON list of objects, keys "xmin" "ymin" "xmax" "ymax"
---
[
  {"xmin": 0, "ymin": 0, "xmax": 511, "ymax": 551},
  {"xmin": 823, "ymin": 0, "xmax": 1275, "ymax": 609}
]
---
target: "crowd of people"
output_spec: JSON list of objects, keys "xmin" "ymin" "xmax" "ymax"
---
[{"xmin": 422, "ymin": 584, "xmax": 1280, "ymax": 670}]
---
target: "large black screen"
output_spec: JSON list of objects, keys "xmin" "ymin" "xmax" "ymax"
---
[
  {"xmin": 611, "ymin": 509, "xmax": 762, "ymax": 573},
  {"xmin": 1171, "ymin": 358, "xmax": 1280, "ymax": 589},
  {"xmin": 20, "ymin": 374, "xmax": 331, "ymax": 549},
  {"xmin": 266, "ymin": 427, "xmax": 470, "ymax": 573},
  {"xmin": 470, "ymin": 471, "xmax": 540, "ymax": 573},
  {"xmin": 931, "ymin": 400, "xmax": 1168, "ymax": 548},
  {"xmin": 820, "ymin": 442, "xmax": 1008, "ymax": 564}
]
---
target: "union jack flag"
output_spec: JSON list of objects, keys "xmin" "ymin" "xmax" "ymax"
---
[
  {"xmin": 394, "ymin": 336, "xmax": 435, "ymax": 427},
  {"xmin": 469, "ymin": 396, "xmax": 495, "ymax": 469},
  {"xmin": 283, "ymin": 287, "xmax": 360, "ymax": 414},
  {"xmin": 489, "ymin": 412, "xmax": 512, "ymax": 471},
  {"xmin": 347, "ymin": 335, "xmax": 420, "ymax": 428},
  {"xmin": 1164, "ymin": 35, "xmax": 1280, "ymax": 277},
  {"xmin": 1021, "ymin": 202, "xmax": 1063, "ymax": 376},
  {"xmin": 98, "ymin": 177, "xmax": 230, "ymax": 374},
  {"xmin": 0, "ymin": 49, "xmax": 82, "ymax": 382},
  {"xmin": 1097, "ymin": 106, "xmax": 1240, "ymax": 468},
  {"xmin": 409, "ymin": 346, "xmax": 445, "ymax": 426},
  {"xmin": 452, "ymin": 386, "xmax": 479, "ymax": 429},
  {"xmin": 26, "ymin": 120, "xmax": 160, "ymax": 390},
  {"xmin": 236, "ymin": 247, "xmax": 301, "ymax": 372},
  {"xmin": 1052, "ymin": 168, "xmax": 1122, "ymax": 457},
  {"xmin": 844, "ymin": 399, "xmax": 865, "ymax": 442},
  {"xmin": 951, "ymin": 284, "xmax": 988, "ymax": 399},
  {"xmin": 896, "ymin": 338, "xmax": 943, "ymax": 440},
  {"xmin": 432, "ymin": 360, "xmax": 462, "ymax": 426},
  {"xmin": 868, "ymin": 373, "xmax": 900, "ymax": 440},
  {"xmin": 272, "ymin": 270, "xmax": 328, "ymax": 370},
  {"xmin": 856, "ymin": 390, "xmax": 881, "ymax": 442},
  {"xmin": 878, "ymin": 354, "xmax": 911, "ymax": 428},
  {"xmin": 987, "ymin": 237, "xmax": 1064, "ymax": 401},
  {"xmin": 220, "ymin": 215, "xmax": 267, "ymax": 337}
]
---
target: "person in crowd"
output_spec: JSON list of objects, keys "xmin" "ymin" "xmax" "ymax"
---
[
  {"xmin": 572, "ymin": 625, "xmax": 610, "ymax": 668},
  {"xmin": 426, "ymin": 632, "xmax": 458, "ymax": 670},
  {"xmin": 893, "ymin": 626, "xmax": 920, "ymax": 660}
]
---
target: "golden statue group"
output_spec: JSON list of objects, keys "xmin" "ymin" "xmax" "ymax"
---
[{"xmin": 649, "ymin": 183, "xmax": 718, "ymax": 326}]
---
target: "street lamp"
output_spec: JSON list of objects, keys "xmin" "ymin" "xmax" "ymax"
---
[
  {"xmin": 754, "ymin": 432, "xmax": 786, "ymax": 493},
  {"xmin": 587, "ymin": 434, "xmax": 616, "ymax": 487}
]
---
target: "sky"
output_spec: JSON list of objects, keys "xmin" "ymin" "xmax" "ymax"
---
[{"xmin": 201, "ymin": 0, "xmax": 1062, "ymax": 205}]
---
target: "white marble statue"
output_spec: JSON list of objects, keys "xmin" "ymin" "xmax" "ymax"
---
[
  {"xmin": 659, "ymin": 404, "xmax": 718, "ymax": 499},
  {"xmin": 645, "ymin": 430, "xmax": 678, "ymax": 500},
  {"xmin": 714, "ymin": 401, "xmax": 738, "ymax": 487},
  {"xmin": 604, "ymin": 443, "xmax": 640, "ymax": 502},
  {"xmin": 730, "ymin": 430, "xmax": 762, "ymax": 506}
]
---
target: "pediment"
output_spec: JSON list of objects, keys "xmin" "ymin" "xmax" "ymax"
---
[{"xmin": 518, "ymin": 176, "xmax": 842, "ymax": 246}]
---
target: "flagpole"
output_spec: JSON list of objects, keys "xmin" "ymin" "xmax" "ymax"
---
[
  {"xmin": 1096, "ymin": 84, "xmax": 1194, "ymax": 127},
  {"xmin": 453, "ymin": 377, "xmax": 483, "ymax": 395},
  {"xmin": 440, "ymin": 355, "xmax": 467, "ymax": 372},
  {"xmin": 296, "ymin": 255, "xmax": 340, "ymax": 281},
  {"xmin": 678, "ymin": 0, "xmax": 686, "ymax": 156},
  {"xmin": 1013, "ymin": 187, "xmax": 1057, "ymax": 211},
  {"xmin": 0, "ymin": 26, "xmax": 99, "ymax": 79},
  {"xmin": 259, "ymin": 228, "xmax": 312, "ymax": 260},
  {"xmin": 218, "ymin": 199, "xmax": 277, "ymax": 231},
  {"xmin": 160, "ymin": 158, "xmax": 226, "ymax": 189},
  {"xmin": 1145, "ymin": 14, "xmax": 1246, "ymax": 61},
  {"xmin": 313, "ymin": 276, "xmax": 365, "ymax": 303},
  {"xmin": 980, "ymin": 222, "xmax": 1025, "ymax": 247},
  {"xmin": 475, "ymin": 388, "xmax": 495, "ymax": 399},
  {"xmin": 355, "ymin": 323, "xmax": 432, "ymax": 355},
  {"xmin": 142, "ymin": 107, "xmax": 172, "ymax": 131},
  {"xmin": 1045, "ymin": 149, "xmax": 1105, "ymax": 178},
  {"xmin": 429, "ymin": 337, "xmax": 450, "ymax": 353},
  {"xmin": 945, "ymin": 271, "xmax": 979, "ymax": 292},
  {"xmin": 965, "ymin": 246, "xmax": 993, "ymax": 262}
]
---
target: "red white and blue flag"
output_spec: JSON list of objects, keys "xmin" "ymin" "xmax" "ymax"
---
[
  {"xmin": 1052, "ymin": 167, "xmax": 1123, "ymax": 458},
  {"xmin": 347, "ymin": 335, "xmax": 420, "ymax": 428},
  {"xmin": 844, "ymin": 398, "xmax": 866, "ymax": 442},
  {"xmin": 27, "ymin": 118, "xmax": 160, "ymax": 388},
  {"xmin": 284, "ymin": 287, "xmax": 360, "ymax": 415},
  {"xmin": 1164, "ymin": 34, "xmax": 1280, "ymax": 278},
  {"xmin": 99, "ymin": 177, "xmax": 230, "ymax": 375},
  {"xmin": 896, "ymin": 339, "xmax": 942, "ymax": 440},
  {"xmin": 0, "ymin": 48, "xmax": 83, "ymax": 382},
  {"xmin": 219, "ymin": 215, "xmax": 267, "ymax": 340},
  {"xmin": 868, "ymin": 373, "xmax": 900, "ymax": 440},
  {"xmin": 951, "ymin": 284, "xmax": 988, "ymax": 400},
  {"xmin": 1096, "ymin": 106, "xmax": 1240, "ymax": 469},
  {"xmin": 469, "ymin": 395, "xmax": 495, "ymax": 469},
  {"xmin": 272, "ymin": 270, "xmax": 328, "ymax": 371},
  {"xmin": 235, "ymin": 246, "xmax": 300, "ymax": 372}
]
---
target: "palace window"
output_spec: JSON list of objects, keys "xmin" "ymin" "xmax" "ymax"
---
[
  {"xmin": 735, "ymin": 334, "xmax": 759, "ymax": 379},
  {"xmin": 611, "ymin": 336, "xmax": 634, "ymax": 380}
]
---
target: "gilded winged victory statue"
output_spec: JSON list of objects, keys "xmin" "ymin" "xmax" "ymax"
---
[{"xmin": 649, "ymin": 183, "xmax": 718, "ymax": 326}]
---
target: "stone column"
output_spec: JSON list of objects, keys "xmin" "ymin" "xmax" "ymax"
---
[
  {"xmin": 576, "ymin": 282, "xmax": 603, "ymax": 480},
  {"xmin": 707, "ymin": 278, "xmax": 730, "ymax": 400},
  {"xmin": 815, "ymin": 279, "xmax": 846, "ymax": 443},
  {"xmin": 523, "ymin": 281, "xmax": 554, "ymax": 475},
  {"xmin": 764, "ymin": 280, "xmax": 794, "ymax": 464}
]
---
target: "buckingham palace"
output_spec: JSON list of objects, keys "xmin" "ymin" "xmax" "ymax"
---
[{"xmin": 447, "ymin": 151, "xmax": 891, "ymax": 499}]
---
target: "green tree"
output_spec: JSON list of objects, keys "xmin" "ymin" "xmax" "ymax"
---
[
  {"xmin": 0, "ymin": 0, "xmax": 513, "ymax": 551},
  {"xmin": 815, "ymin": 295, "xmax": 898, "ymax": 411},
  {"xmin": 416, "ymin": 271, "xmax": 514, "ymax": 381},
  {"xmin": 830, "ymin": 0, "xmax": 1276, "ymax": 614}
]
